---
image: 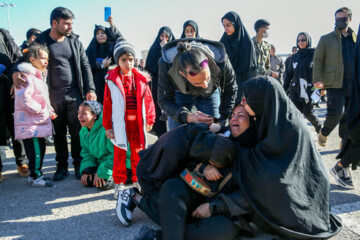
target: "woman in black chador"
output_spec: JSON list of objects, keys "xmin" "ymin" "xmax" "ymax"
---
[
  {"xmin": 220, "ymin": 11, "xmax": 257, "ymax": 102},
  {"xmin": 180, "ymin": 20, "xmax": 200, "ymax": 38},
  {"xmin": 283, "ymin": 32, "xmax": 322, "ymax": 133},
  {"xmin": 228, "ymin": 76, "xmax": 341, "ymax": 239},
  {"xmin": 145, "ymin": 26, "xmax": 175, "ymax": 137},
  {"xmin": 86, "ymin": 17, "xmax": 122, "ymax": 104}
]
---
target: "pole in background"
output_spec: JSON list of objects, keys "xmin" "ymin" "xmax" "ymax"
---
[{"xmin": 0, "ymin": 2, "xmax": 16, "ymax": 33}]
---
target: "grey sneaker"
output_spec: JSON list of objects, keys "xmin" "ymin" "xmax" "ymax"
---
[
  {"xmin": 114, "ymin": 183, "xmax": 125, "ymax": 199},
  {"xmin": 330, "ymin": 163, "xmax": 355, "ymax": 190},
  {"xmin": 32, "ymin": 176, "xmax": 54, "ymax": 187}
]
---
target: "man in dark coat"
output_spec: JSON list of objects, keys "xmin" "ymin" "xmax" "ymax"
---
[
  {"xmin": 19, "ymin": 28, "xmax": 41, "ymax": 51},
  {"xmin": 11, "ymin": 7, "xmax": 96, "ymax": 181}
]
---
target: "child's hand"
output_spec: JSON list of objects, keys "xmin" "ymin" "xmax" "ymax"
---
[
  {"xmin": 81, "ymin": 174, "xmax": 92, "ymax": 186},
  {"xmin": 51, "ymin": 113, "xmax": 58, "ymax": 120},
  {"xmin": 204, "ymin": 164, "xmax": 222, "ymax": 181},
  {"xmin": 209, "ymin": 122, "xmax": 221, "ymax": 133},
  {"xmin": 106, "ymin": 129, "xmax": 115, "ymax": 139},
  {"xmin": 94, "ymin": 174, "xmax": 105, "ymax": 188},
  {"xmin": 146, "ymin": 124, "xmax": 153, "ymax": 133}
]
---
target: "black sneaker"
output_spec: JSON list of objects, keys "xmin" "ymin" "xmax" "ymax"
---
[
  {"xmin": 116, "ymin": 187, "xmax": 137, "ymax": 226},
  {"xmin": 74, "ymin": 164, "xmax": 81, "ymax": 180},
  {"xmin": 53, "ymin": 166, "xmax": 69, "ymax": 181},
  {"xmin": 133, "ymin": 226, "xmax": 161, "ymax": 240},
  {"xmin": 330, "ymin": 163, "xmax": 355, "ymax": 190}
]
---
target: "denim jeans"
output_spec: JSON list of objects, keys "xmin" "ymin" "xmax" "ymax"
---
[{"xmin": 167, "ymin": 88, "xmax": 220, "ymax": 130}]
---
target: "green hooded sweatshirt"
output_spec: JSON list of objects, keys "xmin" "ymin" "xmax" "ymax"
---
[{"xmin": 80, "ymin": 112, "xmax": 114, "ymax": 180}]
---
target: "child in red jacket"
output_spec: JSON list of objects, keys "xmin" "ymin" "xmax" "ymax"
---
[{"xmin": 103, "ymin": 37, "xmax": 156, "ymax": 199}]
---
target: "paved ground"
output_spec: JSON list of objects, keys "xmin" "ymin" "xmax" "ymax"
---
[{"xmin": 1, "ymin": 103, "xmax": 360, "ymax": 240}]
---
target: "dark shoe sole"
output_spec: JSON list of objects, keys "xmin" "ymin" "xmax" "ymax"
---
[{"xmin": 53, "ymin": 171, "xmax": 69, "ymax": 181}]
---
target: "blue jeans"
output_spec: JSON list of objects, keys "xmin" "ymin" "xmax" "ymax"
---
[{"xmin": 168, "ymin": 89, "xmax": 220, "ymax": 130}]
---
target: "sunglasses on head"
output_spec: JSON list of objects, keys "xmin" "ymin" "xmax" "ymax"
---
[
  {"xmin": 297, "ymin": 39, "xmax": 306, "ymax": 43},
  {"xmin": 187, "ymin": 60, "xmax": 209, "ymax": 77}
]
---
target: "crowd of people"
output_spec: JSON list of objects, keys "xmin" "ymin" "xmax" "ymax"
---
[{"xmin": 0, "ymin": 5, "xmax": 360, "ymax": 240}]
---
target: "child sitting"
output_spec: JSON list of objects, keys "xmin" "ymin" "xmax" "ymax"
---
[
  {"xmin": 14, "ymin": 43, "xmax": 56, "ymax": 187},
  {"xmin": 102, "ymin": 37, "xmax": 156, "ymax": 199},
  {"xmin": 78, "ymin": 101, "xmax": 114, "ymax": 190}
]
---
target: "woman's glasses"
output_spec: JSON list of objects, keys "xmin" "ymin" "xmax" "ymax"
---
[{"xmin": 187, "ymin": 60, "xmax": 209, "ymax": 77}]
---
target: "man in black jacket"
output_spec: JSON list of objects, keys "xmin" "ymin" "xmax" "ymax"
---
[
  {"xmin": 157, "ymin": 38, "xmax": 237, "ymax": 129},
  {"xmin": 19, "ymin": 28, "xmax": 41, "ymax": 51},
  {"xmin": 12, "ymin": 7, "xmax": 96, "ymax": 181}
]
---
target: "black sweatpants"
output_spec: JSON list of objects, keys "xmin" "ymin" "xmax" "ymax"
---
[
  {"xmin": 159, "ymin": 178, "xmax": 239, "ymax": 240},
  {"xmin": 290, "ymin": 92, "xmax": 322, "ymax": 133},
  {"xmin": 50, "ymin": 91, "xmax": 83, "ymax": 169},
  {"xmin": 23, "ymin": 138, "xmax": 46, "ymax": 179}
]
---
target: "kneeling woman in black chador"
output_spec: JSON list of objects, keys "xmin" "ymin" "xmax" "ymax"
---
[
  {"xmin": 180, "ymin": 20, "xmax": 200, "ymax": 38},
  {"xmin": 220, "ymin": 11, "xmax": 257, "ymax": 102},
  {"xmin": 145, "ymin": 26, "xmax": 175, "ymax": 137},
  {"xmin": 228, "ymin": 76, "xmax": 342, "ymax": 239},
  {"xmin": 283, "ymin": 32, "xmax": 322, "ymax": 133}
]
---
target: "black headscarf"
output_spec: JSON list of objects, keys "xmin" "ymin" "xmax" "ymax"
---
[
  {"xmin": 145, "ymin": 26, "xmax": 175, "ymax": 75},
  {"xmin": 220, "ymin": 11, "xmax": 257, "ymax": 74},
  {"xmin": 180, "ymin": 20, "xmax": 200, "ymax": 38},
  {"xmin": 234, "ymin": 76, "xmax": 342, "ymax": 239}
]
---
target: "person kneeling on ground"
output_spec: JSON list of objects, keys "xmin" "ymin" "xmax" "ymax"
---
[{"xmin": 79, "ymin": 101, "xmax": 114, "ymax": 191}]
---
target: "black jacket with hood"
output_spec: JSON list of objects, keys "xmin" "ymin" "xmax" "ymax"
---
[
  {"xmin": 157, "ymin": 38, "xmax": 237, "ymax": 125},
  {"xmin": 11, "ymin": 29, "xmax": 95, "ymax": 99}
]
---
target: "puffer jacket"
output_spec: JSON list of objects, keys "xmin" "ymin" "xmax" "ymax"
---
[
  {"xmin": 14, "ymin": 63, "xmax": 54, "ymax": 139},
  {"xmin": 80, "ymin": 112, "xmax": 114, "ymax": 180},
  {"xmin": 157, "ymin": 38, "xmax": 237, "ymax": 125}
]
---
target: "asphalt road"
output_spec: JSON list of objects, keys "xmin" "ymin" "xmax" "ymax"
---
[{"xmin": 1, "ymin": 103, "xmax": 360, "ymax": 240}]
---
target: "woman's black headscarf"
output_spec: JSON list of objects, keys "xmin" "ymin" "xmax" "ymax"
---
[
  {"xmin": 220, "ymin": 11, "xmax": 257, "ymax": 74},
  {"xmin": 180, "ymin": 20, "xmax": 200, "ymax": 38},
  {"xmin": 233, "ymin": 76, "xmax": 342, "ymax": 239},
  {"xmin": 145, "ymin": 26, "xmax": 175, "ymax": 75}
]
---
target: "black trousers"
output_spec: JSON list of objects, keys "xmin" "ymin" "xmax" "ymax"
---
[
  {"xmin": 322, "ymin": 88, "xmax": 349, "ymax": 138},
  {"xmin": 290, "ymin": 92, "xmax": 322, "ymax": 133},
  {"xmin": 144, "ymin": 178, "xmax": 238, "ymax": 240},
  {"xmin": 236, "ymin": 67, "xmax": 257, "ymax": 103},
  {"xmin": 23, "ymin": 138, "xmax": 46, "ymax": 179},
  {"xmin": 50, "ymin": 91, "xmax": 83, "ymax": 169}
]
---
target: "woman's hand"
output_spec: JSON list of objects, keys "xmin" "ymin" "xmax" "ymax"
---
[
  {"xmin": 192, "ymin": 203, "xmax": 211, "ymax": 218},
  {"xmin": 209, "ymin": 122, "xmax": 221, "ymax": 133},
  {"xmin": 107, "ymin": 16, "xmax": 114, "ymax": 26},
  {"xmin": 106, "ymin": 129, "xmax": 115, "ymax": 139},
  {"xmin": 102, "ymin": 57, "xmax": 112, "ymax": 68},
  {"xmin": 81, "ymin": 174, "xmax": 92, "ymax": 186},
  {"xmin": 94, "ymin": 174, "xmax": 106, "ymax": 188},
  {"xmin": 204, "ymin": 164, "xmax": 222, "ymax": 181}
]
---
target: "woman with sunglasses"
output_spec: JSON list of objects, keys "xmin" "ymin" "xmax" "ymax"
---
[
  {"xmin": 145, "ymin": 26, "xmax": 175, "ymax": 137},
  {"xmin": 283, "ymin": 32, "xmax": 322, "ymax": 133},
  {"xmin": 180, "ymin": 20, "xmax": 200, "ymax": 38},
  {"xmin": 220, "ymin": 11, "xmax": 257, "ymax": 102},
  {"xmin": 157, "ymin": 39, "xmax": 237, "ymax": 130}
]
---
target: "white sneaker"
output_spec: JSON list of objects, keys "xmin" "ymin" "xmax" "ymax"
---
[
  {"xmin": 114, "ymin": 183, "xmax": 125, "ymax": 199},
  {"xmin": 32, "ymin": 176, "xmax": 54, "ymax": 187},
  {"xmin": 0, "ymin": 146, "xmax": 6, "ymax": 163}
]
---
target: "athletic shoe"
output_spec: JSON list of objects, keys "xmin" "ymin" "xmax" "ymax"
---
[
  {"xmin": 133, "ymin": 226, "xmax": 161, "ymax": 240},
  {"xmin": 318, "ymin": 131, "xmax": 327, "ymax": 147},
  {"xmin": 31, "ymin": 176, "xmax": 54, "ymax": 187},
  {"xmin": 53, "ymin": 166, "xmax": 69, "ymax": 181},
  {"xmin": 0, "ymin": 146, "xmax": 6, "ymax": 163},
  {"xmin": 116, "ymin": 187, "xmax": 137, "ymax": 226},
  {"xmin": 114, "ymin": 183, "xmax": 125, "ymax": 199},
  {"xmin": 17, "ymin": 164, "xmax": 30, "ymax": 177},
  {"xmin": 330, "ymin": 163, "xmax": 355, "ymax": 190}
]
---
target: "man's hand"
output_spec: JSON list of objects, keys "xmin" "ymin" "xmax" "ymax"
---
[
  {"xmin": 106, "ymin": 129, "xmax": 115, "ymax": 139},
  {"xmin": 271, "ymin": 72, "xmax": 279, "ymax": 78},
  {"xmin": 107, "ymin": 16, "xmax": 114, "ymax": 27},
  {"xmin": 10, "ymin": 84, "xmax": 15, "ymax": 99},
  {"xmin": 313, "ymin": 81, "xmax": 324, "ymax": 89},
  {"xmin": 94, "ymin": 174, "xmax": 105, "ymax": 188},
  {"xmin": 187, "ymin": 111, "xmax": 214, "ymax": 125},
  {"xmin": 81, "ymin": 174, "xmax": 92, "ymax": 186},
  {"xmin": 204, "ymin": 164, "xmax": 222, "ymax": 181},
  {"xmin": 146, "ymin": 124, "xmax": 153, "ymax": 132},
  {"xmin": 12, "ymin": 72, "xmax": 28, "ymax": 89},
  {"xmin": 86, "ymin": 92, "xmax": 97, "ymax": 101},
  {"xmin": 192, "ymin": 203, "xmax": 211, "ymax": 218}
]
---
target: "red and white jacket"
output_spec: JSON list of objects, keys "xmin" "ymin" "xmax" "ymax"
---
[{"xmin": 103, "ymin": 66, "xmax": 156, "ymax": 151}]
